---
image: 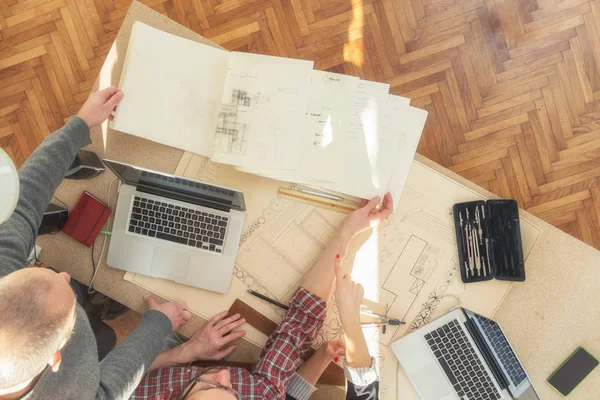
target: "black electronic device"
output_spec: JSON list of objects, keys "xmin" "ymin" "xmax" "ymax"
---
[
  {"xmin": 453, "ymin": 199, "xmax": 525, "ymax": 283},
  {"xmin": 547, "ymin": 347, "xmax": 598, "ymax": 396},
  {"xmin": 65, "ymin": 150, "xmax": 105, "ymax": 180},
  {"xmin": 38, "ymin": 203, "xmax": 68, "ymax": 235}
]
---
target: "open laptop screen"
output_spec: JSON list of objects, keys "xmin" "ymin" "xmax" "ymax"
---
[
  {"xmin": 465, "ymin": 310, "xmax": 540, "ymax": 400},
  {"xmin": 103, "ymin": 159, "xmax": 245, "ymax": 212}
]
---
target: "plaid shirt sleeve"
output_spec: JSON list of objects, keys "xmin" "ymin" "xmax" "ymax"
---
[{"xmin": 250, "ymin": 287, "xmax": 327, "ymax": 399}]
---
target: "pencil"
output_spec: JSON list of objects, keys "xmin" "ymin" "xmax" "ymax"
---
[{"xmin": 247, "ymin": 290, "xmax": 289, "ymax": 310}]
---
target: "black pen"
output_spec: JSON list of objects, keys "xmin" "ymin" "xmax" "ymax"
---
[
  {"xmin": 361, "ymin": 319, "xmax": 405, "ymax": 328},
  {"xmin": 247, "ymin": 289, "xmax": 289, "ymax": 310}
]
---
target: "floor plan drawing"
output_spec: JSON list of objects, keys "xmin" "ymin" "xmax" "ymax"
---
[
  {"xmin": 371, "ymin": 234, "xmax": 445, "ymax": 346},
  {"xmin": 234, "ymin": 197, "xmax": 345, "ymax": 300},
  {"xmin": 123, "ymin": 153, "xmax": 543, "ymax": 399},
  {"xmin": 213, "ymin": 89, "xmax": 250, "ymax": 155}
]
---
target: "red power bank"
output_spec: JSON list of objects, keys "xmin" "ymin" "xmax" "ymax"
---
[{"xmin": 62, "ymin": 191, "xmax": 111, "ymax": 247}]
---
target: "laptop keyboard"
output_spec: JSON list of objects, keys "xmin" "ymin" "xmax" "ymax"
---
[
  {"xmin": 472, "ymin": 314, "xmax": 527, "ymax": 387},
  {"xmin": 127, "ymin": 196, "xmax": 228, "ymax": 254},
  {"xmin": 425, "ymin": 320, "xmax": 502, "ymax": 400}
]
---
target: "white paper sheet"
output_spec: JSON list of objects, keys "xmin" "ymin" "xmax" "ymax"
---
[
  {"xmin": 299, "ymin": 70, "xmax": 360, "ymax": 182},
  {"xmin": 210, "ymin": 52, "xmax": 314, "ymax": 170},
  {"xmin": 319, "ymin": 102, "xmax": 427, "ymax": 204},
  {"xmin": 111, "ymin": 22, "xmax": 229, "ymax": 156},
  {"xmin": 304, "ymin": 81, "xmax": 394, "ymax": 198},
  {"xmin": 388, "ymin": 106, "xmax": 429, "ymax": 202}
]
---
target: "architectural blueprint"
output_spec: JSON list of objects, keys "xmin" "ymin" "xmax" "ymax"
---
[
  {"xmin": 214, "ymin": 89, "xmax": 251, "ymax": 155},
  {"xmin": 210, "ymin": 51, "xmax": 314, "ymax": 170},
  {"xmin": 124, "ymin": 153, "xmax": 542, "ymax": 399}
]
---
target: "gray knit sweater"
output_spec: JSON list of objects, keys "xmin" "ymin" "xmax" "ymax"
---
[{"xmin": 0, "ymin": 117, "xmax": 172, "ymax": 399}]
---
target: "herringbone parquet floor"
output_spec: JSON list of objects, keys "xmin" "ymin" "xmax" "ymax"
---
[{"xmin": 2, "ymin": 0, "xmax": 600, "ymax": 249}]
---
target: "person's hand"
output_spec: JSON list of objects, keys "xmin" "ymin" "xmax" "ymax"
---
[
  {"xmin": 334, "ymin": 256, "xmax": 364, "ymax": 338},
  {"xmin": 144, "ymin": 295, "xmax": 192, "ymax": 331},
  {"xmin": 323, "ymin": 339, "xmax": 346, "ymax": 362},
  {"xmin": 181, "ymin": 311, "xmax": 247, "ymax": 361},
  {"xmin": 76, "ymin": 86, "xmax": 124, "ymax": 128},
  {"xmin": 340, "ymin": 192, "xmax": 393, "ymax": 239}
]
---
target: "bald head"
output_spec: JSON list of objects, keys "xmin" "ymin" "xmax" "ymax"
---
[{"xmin": 0, "ymin": 268, "xmax": 76, "ymax": 390}]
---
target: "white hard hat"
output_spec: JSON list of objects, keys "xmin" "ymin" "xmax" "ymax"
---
[{"xmin": 0, "ymin": 147, "xmax": 19, "ymax": 224}]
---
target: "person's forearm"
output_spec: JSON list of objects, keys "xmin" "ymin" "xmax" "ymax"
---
[
  {"xmin": 0, "ymin": 117, "xmax": 90, "ymax": 277},
  {"xmin": 97, "ymin": 310, "xmax": 172, "ymax": 399},
  {"xmin": 296, "ymin": 346, "xmax": 332, "ymax": 385},
  {"xmin": 344, "ymin": 326, "xmax": 372, "ymax": 368},
  {"xmin": 148, "ymin": 345, "xmax": 188, "ymax": 371},
  {"xmin": 315, "ymin": 229, "xmax": 352, "ymax": 268},
  {"xmin": 301, "ymin": 228, "xmax": 352, "ymax": 300},
  {"xmin": 285, "ymin": 348, "xmax": 331, "ymax": 400}
]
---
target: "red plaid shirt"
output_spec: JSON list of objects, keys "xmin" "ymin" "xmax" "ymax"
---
[{"xmin": 133, "ymin": 287, "xmax": 327, "ymax": 399}]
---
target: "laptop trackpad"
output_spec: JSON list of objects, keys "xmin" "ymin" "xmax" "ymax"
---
[
  {"xmin": 150, "ymin": 247, "xmax": 190, "ymax": 279},
  {"xmin": 412, "ymin": 364, "xmax": 451, "ymax": 400}
]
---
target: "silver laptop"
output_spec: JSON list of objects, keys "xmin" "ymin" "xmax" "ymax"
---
[
  {"xmin": 103, "ymin": 159, "xmax": 245, "ymax": 293},
  {"xmin": 392, "ymin": 308, "xmax": 541, "ymax": 400}
]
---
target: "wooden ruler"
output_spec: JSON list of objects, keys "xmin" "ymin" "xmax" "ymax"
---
[{"xmin": 278, "ymin": 187, "xmax": 360, "ymax": 214}]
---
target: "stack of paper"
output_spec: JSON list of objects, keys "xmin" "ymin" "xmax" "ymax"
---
[{"xmin": 112, "ymin": 22, "xmax": 428, "ymax": 208}]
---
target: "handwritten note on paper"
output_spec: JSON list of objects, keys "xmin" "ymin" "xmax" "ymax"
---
[
  {"xmin": 211, "ymin": 52, "xmax": 314, "ymax": 171},
  {"xmin": 232, "ymin": 83, "xmax": 426, "ymax": 209},
  {"xmin": 300, "ymin": 70, "xmax": 360, "ymax": 183},
  {"xmin": 317, "ymin": 80, "xmax": 391, "ymax": 196}
]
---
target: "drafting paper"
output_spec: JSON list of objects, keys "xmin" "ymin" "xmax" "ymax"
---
[
  {"xmin": 210, "ymin": 52, "xmax": 314, "ymax": 170},
  {"xmin": 311, "ymin": 81, "xmax": 393, "ymax": 196},
  {"xmin": 111, "ymin": 22, "xmax": 229, "ymax": 156},
  {"xmin": 111, "ymin": 24, "xmax": 427, "ymax": 204},
  {"xmin": 387, "ymin": 106, "xmax": 429, "ymax": 203},
  {"xmin": 233, "ymin": 70, "xmax": 360, "ymax": 183},
  {"xmin": 320, "ymin": 102, "xmax": 427, "ymax": 206}
]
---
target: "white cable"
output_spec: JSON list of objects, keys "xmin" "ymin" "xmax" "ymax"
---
[{"xmin": 88, "ymin": 177, "xmax": 118, "ymax": 294}]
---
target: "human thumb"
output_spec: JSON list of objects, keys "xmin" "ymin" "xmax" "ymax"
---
[
  {"xmin": 326, "ymin": 341, "xmax": 345, "ymax": 360},
  {"xmin": 98, "ymin": 86, "xmax": 118, "ymax": 99},
  {"xmin": 365, "ymin": 196, "xmax": 381, "ymax": 212},
  {"xmin": 106, "ymin": 90, "xmax": 124, "ymax": 108}
]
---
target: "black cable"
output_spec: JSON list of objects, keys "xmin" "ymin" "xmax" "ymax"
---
[
  {"xmin": 47, "ymin": 196, "xmax": 69, "ymax": 235},
  {"xmin": 90, "ymin": 240, "xmax": 97, "ymax": 292},
  {"xmin": 52, "ymin": 195, "xmax": 69, "ymax": 214}
]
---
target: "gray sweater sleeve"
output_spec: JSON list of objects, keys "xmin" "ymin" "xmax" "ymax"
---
[
  {"xmin": 0, "ymin": 116, "xmax": 91, "ymax": 277},
  {"xmin": 0, "ymin": 117, "xmax": 172, "ymax": 399},
  {"xmin": 98, "ymin": 310, "xmax": 172, "ymax": 400}
]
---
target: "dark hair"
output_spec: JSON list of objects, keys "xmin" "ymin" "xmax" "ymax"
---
[{"xmin": 0, "ymin": 275, "xmax": 74, "ymax": 389}]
